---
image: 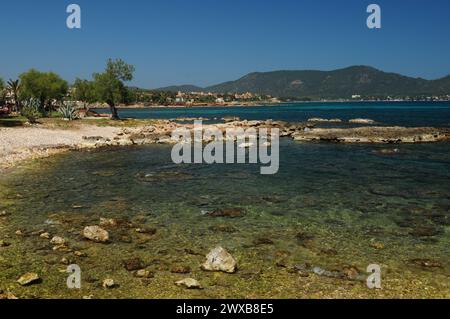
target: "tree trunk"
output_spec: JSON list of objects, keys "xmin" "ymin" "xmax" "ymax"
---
[
  {"xmin": 14, "ymin": 94, "xmax": 20, "ymax": 112},
  {"xmin": 109, "ymin": 104, "xmax": 120, "ymax": 120}
]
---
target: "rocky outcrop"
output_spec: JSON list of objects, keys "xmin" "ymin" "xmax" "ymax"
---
[
  {"xmin": 308, "ymin": 118, "xmax": 342, "ymax": 123},
  {"xmin": 349, "ymin": 118, "xmax": 376, "ymax": 124},
  {"xmin": 293, "ymin": 127, "xmax": 450, "ymax": 144}
]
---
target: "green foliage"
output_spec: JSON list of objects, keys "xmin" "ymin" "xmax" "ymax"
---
[
  {"xmin": 92, "ymin": 59, "xmax": 135, "ymax": 119},
  {"xmin": 0, "ymin": 78, "xmax": 5, "ymax": 105},
  {"xmin": 58, "ymin": 101, "xmax": 79, "ymax": 121},
  {"xmin": 7, "ymin": 79, "xmax": 21, "ymax": 111},
  {"xmin": 19, "ymin": 69, "xmax": 68, "ymax": 110},
  {"xmin": 72, "ymin": 78, "xmax": 96, "ymax": 108},
  {"xmin": 21, "ymin": 98, "xmax": 42, "ymax": 123}
]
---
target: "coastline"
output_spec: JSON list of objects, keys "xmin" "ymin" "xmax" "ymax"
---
[
  {"xmin": 2, "ymin": 118, "xmax": 450, "ymax": 171},
  {"xmin": 96, "ymin": 99, "xmax": 450, "ymax": 109}
]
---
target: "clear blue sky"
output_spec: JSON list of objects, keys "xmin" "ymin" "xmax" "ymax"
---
[{"xmin": 1, "ymin": 0, "xmax": 449, "ymax": 88}]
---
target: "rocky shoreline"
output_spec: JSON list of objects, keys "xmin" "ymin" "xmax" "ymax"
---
[{"xmin": 1, "ymin": 119, "xmax": 450, "ymax": 170}]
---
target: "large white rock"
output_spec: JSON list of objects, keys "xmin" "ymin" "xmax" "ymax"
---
[
  {"xmin": 83, "ymin": 226, "xmax": 109, "ymax": 243},
  {"xmin": 201, "ymin": 246, "xmax": 237, "ymax": 273}
]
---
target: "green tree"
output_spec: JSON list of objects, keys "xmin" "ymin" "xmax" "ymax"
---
[
  {"xmin": 19, "ymin": 69, "xmax": 68, "ymax": 112},
  {"xmin": 92, "ymin": 59, "xmax": 135, "ymax": 120},
  {"xmin": 72, "ymin": 78, "xmax": 96, "ymax": 110},
  {"xmin": 0, "ymin": 78, "xmax": 5, "ymax": 106},
  {"xmin": 7, "ymin": 79, "xmax": 21, "ymax": 112}
]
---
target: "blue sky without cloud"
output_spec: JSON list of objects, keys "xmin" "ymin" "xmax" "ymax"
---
[{"xmin": 0, "ymin": 0, "xmax": 449, "ymax": 88}]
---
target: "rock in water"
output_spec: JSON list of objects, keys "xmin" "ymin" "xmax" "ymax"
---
[
  {"xmin": 122, "ymin": 257, "xmax": 145, "ymax": 271},
  {"xmin": 99, "ymin": 218, "xmax": 117, "ymax": 227},
  {"xmin": 134, "ymin": 269, "xmax": 154, "ymax": 278},
  {"xmin": 40, "ymin": 232, "xmax": 51, "ymax": 239},
  {"xmin": 349, "ymin": 118, "xmax": 375, "ymax": 124},
  {"xmin": 0, "ymin": 240, "xmax": 11, "ymax": 247},
  {"xmin": 206, "ymin": 208, "xmax": 245, "ymax": 218},
  {"xmin": 175, "ymin": 278, "xmax": 203, "ymax": 289},
  {"xmin": 171, "ymin": 265, "xmax": 191, "ymax": 274},
  {"xmin": 17, "ymin": 273, "xmax": 40, "ymax": 286},
  {"xmin": 83, "ymin": 226, "xmax": 109, "ymax": 243},
  {"xmin": 50, "ymin": 236, "xmax": 66, "ymax": 245},
  {"xmin": 102, "ymin": 279, "xmax": 116, "ymax": 289},
  {"xmin": 201, "ymin": 246, "xmax": 237, "ymax": 273}
]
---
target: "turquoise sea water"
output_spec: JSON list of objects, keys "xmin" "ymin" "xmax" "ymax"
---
[
  {"xmin": 94, "ymin": 101, "xmax": 450, "ymax": 127},
  {"xmin": 1, "ymin": 102, "xmax": 449, "ymax": 298}
]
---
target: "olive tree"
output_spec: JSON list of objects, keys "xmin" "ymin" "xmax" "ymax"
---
[{"xmin": 92, "ymin": 59, "xmax": 135, "ymax": 120}]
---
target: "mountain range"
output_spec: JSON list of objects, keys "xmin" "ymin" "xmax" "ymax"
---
[{"xmin": 157, "ymin": 66, "xmax": 450, "ymax": 99}]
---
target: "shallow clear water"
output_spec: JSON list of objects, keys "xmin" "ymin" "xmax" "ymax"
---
[{"xmin": 1, "ymin": 138, "xmax": 449, "ymax": 298}]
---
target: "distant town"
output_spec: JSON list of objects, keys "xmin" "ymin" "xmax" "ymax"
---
[{"xmin": 119, "ymin": 88, "xmax": 450, "ymax": 108}]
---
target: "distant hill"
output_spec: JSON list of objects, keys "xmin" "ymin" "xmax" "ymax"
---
[
  {"xmin": 157, "ymin": 84, "xmax": 204, "ymax": 93},
  {"xmin": 158, "ymin": 66, "xmax": 450, "ymax": 99},
  {"xmin": 205, "ymin": 66, "xmax": 450, "ymax": 98}
]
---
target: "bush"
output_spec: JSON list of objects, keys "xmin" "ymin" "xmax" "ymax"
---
[
  {"xmin": 58, "ymin": 101, "xmax": 79, "ymax": 120},
  {"xmin": 21, "ymin": 98, "xmax": 42, "ymax": 123}
]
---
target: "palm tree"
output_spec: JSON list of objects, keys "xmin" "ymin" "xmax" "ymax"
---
[{"xmin": 7, "ymin": 79, "xmax": 21, "ymax": 112}]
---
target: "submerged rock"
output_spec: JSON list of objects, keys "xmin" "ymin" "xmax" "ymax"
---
[
  {"xmin": 206, "ymin": 208, "xmax": 245, "ymax": 218},
  {"xmin": 60, "ymin": 257, "xmax": 73, "ymax": 265},
  {"xmin": 209, "ymin": 224, "xmax": 238, "ymax": 233},
  {"xmin": 74, "ymin": 251, "xmax": 87, "ymax": 257},
  {"xmin": 135, "ymin": 227, "xmax": 157, "ymax": 235},
  {"xmin": 342, "ymin": 266, "xmax": 362, "ymax": 280},
  {"xmin": 409, "ymin": 225, "xmax": 441, "ymax": 237},
  {"xmin": 134, "ymin": 269, "xmax": 154, "ymax": 279},
  {"xmin": 50, "ymin": 236, "xmax": 66, "ymax": 245},
  {"xmin": 370, "ymin": 242, "xmax": 385, "ymax": 250},
  {"xmin": 201, "ymin": 246, "xmax": 237, "ymax": 273},
  {"xmin": 295, "ymin": 231, "xmax": 314, "ymax": 243},
  {"xmin": 408, "ymin": 258, "xmax": 443, "ymax": 269},
  {"xmin": 99, "ymin": 218, "xmax": 117, "ymax": 227},
  {"xmin": 15, "ymin": 229, "xmax": 25, "ymax": 236},
  {"xmin": 40, "ymin": 232, "xmax": 51, "ymax": 239},
  {"xmin": 123, "ymin": 257, "xmax": 145, "ymax": 271},
  {"xmin": 83, "ymin": 226, "xmax": 109, "ymax": 243},
  {"xmin": 171, "ymin": 265, "xmax": 191, "ymax": 274},
  {"xmin": 102, "ymin": 279, "xmax": 116, "ymax": 289},
  {"xmin": 261, "ymin": 195, "xmax": 286, "ymax": 204},
  {"xmin": 253, "ymin": 237, "xmax": 274, "ymax": 246},
  {"xmin": 175, "ymin": 278, "xmax": 203, "ymax": 290},
  {"xmin": 374, "ymin": 148, "xmax": 400, "ymax": 155},
  {"xmin": 0, "ymin": 240, "xmax": 11, "ymax": 247},
  {"xmin": 17, "ymin": 273, "xmax": 41, "ymax": 286},
  {"xmin": 312, "ymin": 266, "xmax": 342, "ymax": 279}
]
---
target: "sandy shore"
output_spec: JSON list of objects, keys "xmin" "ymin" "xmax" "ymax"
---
[{"xmin": 0, "ymin": 125, "xmax": 120, "ymax": 169}]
